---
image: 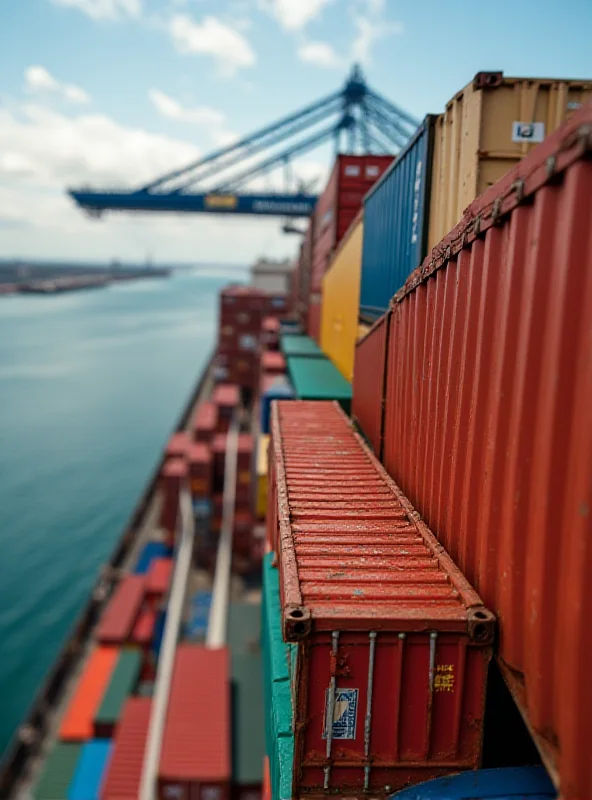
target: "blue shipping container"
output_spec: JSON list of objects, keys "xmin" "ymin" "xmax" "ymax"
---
[
  {"xmin": 260, "ymin": 375, "xmax": 295, "ymax": 435},
  {"xmin": 68, "ymin": 740, "xmax": 112, "ymax": 800},
  {"xmin": 360, "ymin": 115, "xmax": 436, "ymax": 322},
  {"xmin": 390, "ymin": 767, "xmax": 556, "ymax": 799},
  {"xmin": 152, "ymin": 608, "xmax": 167, "ymax": 658},
  {"xmin": 133, "ymin": 541, "xmax": 172, "ymax": 575}
]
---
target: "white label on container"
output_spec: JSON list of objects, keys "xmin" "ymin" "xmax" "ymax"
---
[
  {"xmin": 323, "ymin": 687, "xmax": 358, "ymax": 740},
  {"xmin": 239, "ymin": 334, "xmax": 257, "ymax": 351},
  {"xmin": 512, "ymin": 121, "xmax": 545, "ymax": 143},
  {"xmin": 344, "ymin": 165, "xmax": 360, "ymax": 176},
  {"xmin": 567, "ymin": 101, "xmax": 582, "ymax": 111},
  {"xmin": 410, "ymin": 159, "xmax": 423, "ymax": 246},
  {"xmin": 366, "ymin": 165, "xmax": 380, "ymax": 178}
]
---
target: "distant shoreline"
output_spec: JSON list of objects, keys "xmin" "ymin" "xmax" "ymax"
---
[{"xmin": 0, "ymin": 268, "xmax": 171, "ymax": 297}]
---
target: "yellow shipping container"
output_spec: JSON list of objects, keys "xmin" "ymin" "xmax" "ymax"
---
[
  {"xmin": 255, "ymin": 433, "xmax": 269, "ymax": 520},
  {"xmin": 320, "ymin": 218, "xmax": 363, "ymax": 382},
  {"xmin": 428, "ymin": 72, "xmax": 592, "ymax": 250}
]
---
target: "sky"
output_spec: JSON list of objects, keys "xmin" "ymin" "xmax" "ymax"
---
[{"xmin": 1, "ymin": 0, "xmax": 591, "ymax": 265}]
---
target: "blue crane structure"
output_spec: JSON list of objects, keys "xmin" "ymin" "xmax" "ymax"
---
[{"xmin": 69, "ymin": 67, "xmax": 419, "ymax": 219}]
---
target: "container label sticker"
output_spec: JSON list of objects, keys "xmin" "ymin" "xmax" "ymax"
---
[
  {"xmin": 512, "ymin": 121, "xmax": 545, "ymax": 143},
  {"xmin": 163, "ymin": 786, "xmax": 184, "ymax": 799},
  {"xmin": 323, "ymin": 687, "xmax": 358, "ymax": 739},
  {"xmin": 434, "ymin": 664, "xmax": 455, "ymax": 692},
  {"xmin": 344, "ymin": 165, "xmax": 360, "ymax": 176},
  {"xmin": 366, "ymin": 165, "xmax": 380, "ymax": 178}
]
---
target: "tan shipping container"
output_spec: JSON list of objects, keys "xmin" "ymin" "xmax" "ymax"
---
[
  {"xmin": 320, "ymin": 216, "xmax": 363, "ymax": 382},
  {"xmin": 427, "ymin": 71, "xmax": 592, "ymax": 249}
]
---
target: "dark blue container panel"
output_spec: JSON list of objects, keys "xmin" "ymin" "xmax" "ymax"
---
[
  {"xmin": 68, "ymin": 740, "xmax": 112, "ymax": 800},
  {"xmin": 260, "ymin": 376, "xmax": 295, "ymax": 435},
  {"xmin": 360, "ymin": 116, "xmax": 435, "ymax": 322},
  {"xmin": 152, "ymin": 609, "xmax": 167, "ymax": 658},
  {"xmin": 390, "ymin": 767, "xmax": 556, "ymax": 800},
  {"xmin": 133, "ymin": 541, "xmax": 172, "ymax": 575}
]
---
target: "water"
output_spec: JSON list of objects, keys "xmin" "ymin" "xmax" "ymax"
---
[{"xmin": 0, "ymin": 270, "xmax": 239, "ymax": 756}]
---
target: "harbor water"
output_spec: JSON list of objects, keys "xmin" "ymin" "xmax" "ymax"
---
[{"xmin": 0, "ymin": 269, "xmax": 241, "ymax": 756}]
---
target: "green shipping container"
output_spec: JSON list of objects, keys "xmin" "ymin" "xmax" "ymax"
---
[
  {"xmin": 232, "ymin": 652, "xmax": 265, "ymax": 787},
  {"xmin": 94, "ymin": 648, "xmax": 142, "ymax": 736},
  {"xmin": 280, "ymin": 334, "xmax": 323, "ymax": 359},
  {"xmin": 33, "ymin": 742, "xmax": 82, "ymax": 800},
  {"xmin": 286, "ymin": 355, "xmax": 352, "ymax": 413},
  {"xmin": 228, "ymin": 603, "xmax": 261, "ymax": 657},
  {"xmin": 262, "ymin": 553, "xmax": 295, "ymax": 800}
]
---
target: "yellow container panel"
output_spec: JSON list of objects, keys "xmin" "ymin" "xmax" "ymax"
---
[
  {"xmin": 256, "ymin": 434, "xmax": 269, "ymax": 520},
  {"xmin": 320, "ymin": 219, "xmax": 363, "ymax": 382},
  {"xmin": 428, "ymin": 75, "xmax": 592, "ymax": 250}
]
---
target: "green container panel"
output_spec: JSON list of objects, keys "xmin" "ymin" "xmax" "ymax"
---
[
  {"xmin": 286, "ymin": 356, "xmax": 352, "ymax": 413},
  {"xmin": 228, "ymin": 603, "xmax": 261, "ymax": 657},
  {"xmin": 95, "ymin": 648, "xmax": 142, "ymax": 727},
  {"xmin": 33, "ymin": 742, "xmax": 82, "ymax": 800},
  {"xmin": 280, "ymin": 334, "xmax": 323, "ymax": 359},
  {"xmin": 232, "ymin": 652, "xmax": 265, "ymax": 786}
]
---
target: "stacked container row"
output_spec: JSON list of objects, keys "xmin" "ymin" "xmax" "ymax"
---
[
  {"xmin": 267, "ymin": 400, "xmax": 494, "ymax": 797},
  {"xmin": 351, "ymin": 101, "xmax": 592, "ymax": 800}
]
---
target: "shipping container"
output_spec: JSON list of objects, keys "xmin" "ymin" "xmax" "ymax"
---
[
  {"xmin": 262, "ymin": 757, "xmax": 271, "ymax": 800},
  {"xmin": 392, "ymin": 767, "xmax": 556, "ymax": 800},
  {"xmin": 59, "ymin": 647, "xmax": 118, "ymax": 741},
  {"xmin": 256, "ymin": 434, "xmax": 269, "ymax": 520},
  {"xmin": 295, "ymin": 219, "xmax": 314, "ymax": 330},
  {"xmin": 146, "ymin": 557, "xmax": 173, "ymax": 608},
  {"xmin": 280, "ymin": 334, "xmax": 323, "ymax": 359},
  {"xmin": 286, "ymin": 355, "xmax": 352, "ymax": 413},
  {"xmin": 97, "ymin": 575, "xmax": 145, "ymax": 646},
  {"xmin": 352, "ymin": 312, "xmax": 390, "ymax": 457},
  {"xmin": 268, "ymin": 400, "xmax": 494, "ymax": 796},
  {"xmin": 33, "ymin": 743, "xmax": 82, "ymax": 800},
  {"xmin": 165, "ymin": 432, "xmax": 190, "ymax": 460},
  {"xmin": 185, "ymin": 591, "xmax": 212, "ymax": 641},
  {"xmin": 188, "ymin": 442, "xmax": 213, "ymax": 498},
  {"xmin": 311, "ymin": 155, "xmax": 394, "ymax": 292},
  {"xmin": 153, "ymin": 609, "xmax": 167, "ymax": 657},
  {"xmin": 228, "ymin": 602, "xmax": 261, "ymax": 657},
  {"xmin": 134, "ymin": 541, "xmax": 172, "ymax": 575},
  {"xmin": 159, "ymin": 458, "xmax": 188, "ymax": 539},
  {"xmin": 212, "ymin": 433, "xmax": 254, "ymax": 498},
  {"xmin": 320, "ymin": 215, "xmax": 363, "ymax": 381},
  {"xmin": 427, "ymin": 72, "xmax": 592, "ymax": 250},
  {"xmin": 158, "ymin": 645, "xmax": 231, "ymax": 800},
  {"xmin": 262, "ymin": 553, "xmax": 295, "ymax": 800},
  {"xmin": 360, "ymin": 117, "xmax": 436, "ymax": 322},
  {"xmin": 94, "ymin": 648, "xmax": 142, "ymax": 738},
  {"xmin": 259, "ymin": 376, "xmax": 295, "ymax": 436},
  {"xmin": 306, "ymin": 292, "xmax": 322, "ymax": 343},
  {"xmin": 131, "ymin": 607, "xmax": 157, "ymax": 648},
  {"xmin": 100, "ymin": 697, "xmax": 151, "ymax": 800},
  {"xmin": 231, "ymin": 653, "xmax": 265, "ymax": 794},
  {"xmin": 260, "ymin": 350, "xmax": 286, "ymax": 377},
  {"xmin": 68, "ymin": 740, "xmax": 112, "ymax": 800},
  {"xmin": 213, "ymin": 383, "xmax": 241, "ymax": 432},
  {"xmin": 379, "ymin": 102, "xmax": 592, "ymax": 800},
  {"xmin": 192, "ymin": 402, "xmax": 218, "ymax": 443}
]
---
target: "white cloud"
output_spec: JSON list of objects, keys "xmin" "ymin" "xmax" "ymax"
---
[
  {"xmin": 149, "ymin": 89, "xmax": 225, "ymax": 126},
  {"xmin": 260, "ymin": 0, "xmax": 332, "ymax": 30},
  {"xmin": 169, "ymin": 15, "xmax": 256, "ymax": 76},
  {"xmin": 297, "ymin": 41, "xmax": 343, "ymax": 68},
  {"xmin": 25, "ymin": 66, "xmax": 91, "ymax": 104},
  {"xmin": 351, "ymin": 14, "xmax": 403, "ymax": 64},
  {"xmin": 51, "ymin": 0, "xmax": 141, "ymax": 20}
]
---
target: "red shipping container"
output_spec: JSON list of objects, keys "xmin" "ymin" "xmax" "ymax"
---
[
  {"xmin": 352, "ymin": 312, "xmax": 389, "ymax": 457},
  {"xmin": 165, "ymin": 432, "xmax": 190, "ymax": 460},
  {"xmin": 307, "ymin": 292, "xmax": 322, "ymax": 343},
  {"xmin": 311, "ymin": 155, "xmax": 393, "ymax": 292},
  {"xmin": 188, "ymin": 442, "xmax": 213, "ymax": 498},
  {"xmin": 146, "ymin": 557, "xmax": 173, "ymax": 608},
  {"xmin": 233, "ymin": 510, "xmax": 253, "ymax": 557},
  {"xmin": 212, "ymin": 433, "xmax": 254, "ymax": 495},
  {"xmin": 159, "ymin": 645, "xmax": 230, "ymax": 800},
  {"xmin": 212, "ymin": 383, "xmax": 240, "ymax": 432},
  {"xmin": 97, "ymin": 575, "xmax": 145, "ymax": 645},
  {"xmin": 260, "ymin": 350, "xmax": 285, "ymax": 377},
  {"xmin": 376, "ymin": 103, "xmax": 592, "ymax": 800},
  {"xmin": 268, "ymin": 400, "xmax": 494, "ymax": 797},
  {"xmin": 101, "ymin": 697, "xmax": 151, "ymax": 800},
  {"xmin": 159, "ymin": 458, "xmax": 188, "ymax": 539},
  {"xmin": 261, "ymin": 316, "xmax": 280, "ymax": 351},
  {"xmin": 131, "ymin": 606, "xmax": 157, "ymax": 650},
  {"xmin": 192, "ymin": 402, "xmax": 218, "ymax": 443}
]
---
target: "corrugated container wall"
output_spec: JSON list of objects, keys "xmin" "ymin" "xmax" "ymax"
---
[
  {"xmin": 381, "ymin": 103, "xmax": 592, "ymax": 800},
  {"xmin": 360, "ymin": 117, "xmax": 436, "ymax": 321},
  {"xmin": 352, "ymin": 312, "xmax": 389, "ymax": 456},
  {"xmin": 100, "ymin": 697, "xmax": 151, "ymax": 800},
  {"xmin": 320, "ymin": 216, "xmax": 363, "ymax": 381},
  {"xmin": 428, "ymin": 72, "xmax": 592, "ymax": 249}
]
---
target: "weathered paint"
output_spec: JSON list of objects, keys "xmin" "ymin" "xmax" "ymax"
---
[
  {"xmin": 352, "ymin": 313, "xmax": 389, "ymax": 457},
  {"xmin": 320, "ymin": 216, "xmax": 364, "ymax": 381},
  {"xmin": 360, "ymin": 117, "xmax": 436, "ymax": 322},
  {"xmin": 380, "ymin": 103, "xmax": 592, "ymax": 799},
  {"xmin": 268, "ymin": 400, "xmax": 493, "ymax": 797}
]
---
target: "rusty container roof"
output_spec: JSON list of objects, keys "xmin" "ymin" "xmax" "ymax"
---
[
  {"xmin": 159, "ymin": 645, "xmax": 231, "ymax": 782},
  {"xmin": 212, "ymin": 383, "xmax": 240, "ymax": 407},
  {"xmin": 97, "ymin": 575, "xmax": 145, "ymax": 645},
  {"xmin": 100, "ymin": 697, "xmax": 151, "ymax": 799},
  {"xmin": 192, "ymin": 401, "xmax": 218, "ymax": 431},
  {"xmin": 271, "ymin": 400, "xmax": 494, "ymax": 642}
]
